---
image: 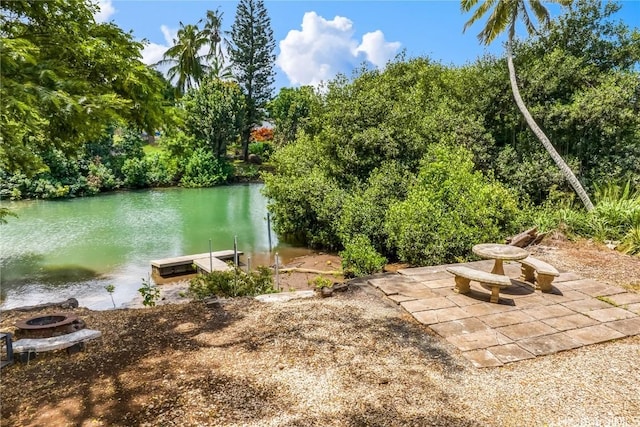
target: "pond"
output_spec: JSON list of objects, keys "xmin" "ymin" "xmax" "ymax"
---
[{"xmin": 0, "ymin": 184, "xmax": 313, "ymax": 310}]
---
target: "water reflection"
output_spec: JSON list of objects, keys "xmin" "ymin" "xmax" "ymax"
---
[{"xmin": 0, "ymin": 185, "xmax": 315, "ymax": 310}]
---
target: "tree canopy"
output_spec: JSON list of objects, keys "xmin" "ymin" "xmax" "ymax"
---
[{"xmin": 0, "ymin": 0, "xmax": 171, "ymax": 175}]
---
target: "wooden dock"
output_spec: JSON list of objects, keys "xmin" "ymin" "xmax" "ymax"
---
[{"xmin": 151, "ymin": 250, "xmax": 243, "ymax": 277}]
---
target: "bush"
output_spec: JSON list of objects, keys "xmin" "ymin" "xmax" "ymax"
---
[
  {"xmin": 386, "ymin": 144, "xmax": 521, "ymax": 266},
  {"xmin": 146, "ymin": 152, "xmax": 178, "ymax": 187},
  {"xmin": 337, "ymin": 161, "xmax": 410, "ymax": 256},
  {"xmin": 248, "ymin": 141, "xmax": 274, "ymax": 160},
  {"xmin": 189, "ymin": 265, "xmax": 275, "ymax": 299},
  {"xmin": 180, "ymin": 148, "xmax": 234, "ymax": 188},
  {"xmin": 535, "ymin": 181, "xmax": 640, "ymax": 255},
  {"xmin": 122, "ymin": 157, "xmax": 149, "ymax": 188},
  {"xmin": 340, "ymin": 235, "xmax": 387, "ymax": 278}
]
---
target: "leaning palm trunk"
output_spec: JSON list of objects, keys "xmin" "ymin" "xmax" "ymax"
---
[{"xmin": 506, "ymin": 43, "xmax": 594, "ymax": 211}]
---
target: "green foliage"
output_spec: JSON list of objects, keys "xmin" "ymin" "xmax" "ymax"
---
[
  {"xmin": 309, "ymin": 276, "xmax": 333, "ymax": 289},
  {"xmin": 155, "ymin": 22, "xmax": 208, "ymax": 96},
  {"xmin": 263, "ymin": 155, "xmax": 345, "ymax": 248},
  {"xmin": 619, "ymin": 225, "xmax": 640, "ymax": 256},
  {"xmin": 229, "ymin": 0, "xmax": 276, "ymax": 160},
  {"xmin": 266, "ymin": 86, "xmax": 321, "ymax": 146},
  {"xmin": 122, "ymin": 158, "xmax": 149, "ymax": 188},
  {"xmin": 189, "ymin": 265, "xmax": 275, "ymax": 299},
  {"xmin": 105, "ymin": 284, "xmax": 116, "ymax": 308},
  {"xmin": 183, "ymin": 77, "xmax": 246, "ymax": 158},
  {"xmin": 1, "ymin": 0, "xmax": 172, "ymax": 175},
  {"xmin": 145, "ymin": 152, "xmax": 179, "ymax": 187},
  {"xmin": 138, "ymin": 277, "xmax": 161, "ymax": 307},
  {"xmin": 337, "ymin": 161, "xmax": 409, "ymax": 255},
  {"xmin": 0, "ymin": 208, "xmax": 18, "ymax": 225},
  {"xmin": 248, "ymin": 142, "xmax": 274, "ymax": 160},
  {"xmin": 180, "ymin": 148, "xmax": 234, "ymax": 188},
  {"xmin": 340, "ymin": 235, "xmax": 387, "ymax": 278},
  {"xmin": 386, "ymin": 144, "xmax": 521, "ymax": 265},
  {"xmin": 534, "ymin": 181, "xmax": 640, "ymax": 254}
]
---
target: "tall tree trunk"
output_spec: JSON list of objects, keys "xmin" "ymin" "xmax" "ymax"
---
[
  {"xmin": 242, "ymin": 126, "xmax": 251, "ymax": 161},
  {"xmin": 506, "ymin": 43, "xmax": 594, "ymax": 211}
]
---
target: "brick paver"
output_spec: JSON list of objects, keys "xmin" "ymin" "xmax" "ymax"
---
[{"xmin": 370, "ymin": 261, "xmax": 639, "ymax": 368}]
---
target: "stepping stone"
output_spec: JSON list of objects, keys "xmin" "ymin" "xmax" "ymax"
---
[
  {"xmin": 541, "ymin": 313, "xmax": 599, "ymax": 331},
  {"xmin": 517, "ymin": 332, "xmax": 582, "ymax": 356},
  {"xmin": 585, "ymin": 307, "xmax": 637, "ymax": 323},
  {"xmin": 401, "ymin": 297, "xmax": 456, "ymax": 313},
  {"xmin": 604, "ymin": 317, "xmax": 640, "ymax": 336},
  {"xmin": 462, "ymin": 349, "xmax": 503, "ymax": 368},
  {"xmin": 446, "ymin": 330, "xmax": 512, "ymax": 351},
  {"xmin": 523, "ymin": 304, "xmax": 576, "ymax": 320},
  {"xmin": 564, "ymin": 325, "xmax": 625, "ymax": 346},
  {"xmin": 497, "ymin": 321, "xmax": 558, "ymax": 341},
  {"xmin": 487, "ymin": 343, "xmax": 535, "ymax": 363},
  {"xmin": 429, "ymin": 317, "xmax": 490, "ymax": 338},
  {"xmin": 478, "ymin": 310, "xmax": 536, "ymax": 328}
]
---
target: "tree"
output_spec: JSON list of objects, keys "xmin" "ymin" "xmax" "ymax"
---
[
  {"xmin": 202, "ymin": 8, "xmax": 234, "ymax": 81},
  {"xmin": 157, "ymin": 22, "xmax": 208, "ymax": 96},
  {"xmin": 461, "ymin": 0, "xmax": 595, "ymax": 211},
  {"xmin": 229, "ymin": 0, "xmax": 276, "ymax": 161},
  {"xmin": 1, "ymin": 0, "xmax": 170, "ymax": 175},
  {"xmin": 266, "ymin": 86, "xmax": 321, "ymax": 146},
  {"xmin": 183, "ymin": 77, "xmax": 246, "ymax": 158}
]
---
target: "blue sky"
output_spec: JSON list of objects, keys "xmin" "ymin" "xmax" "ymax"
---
[{"xmin": 97, "ymin": 0, "xmax": 640, "ymax": 90}]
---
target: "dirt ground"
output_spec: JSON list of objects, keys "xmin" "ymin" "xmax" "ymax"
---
[{"xmin": 1, "ymin": 240, "xmax": 638, "ymax": 426}]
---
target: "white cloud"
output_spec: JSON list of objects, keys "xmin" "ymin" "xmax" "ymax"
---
[
  {"xmin": 357, "ymin": 31, "xmax": 402, "ymax": 68},
  {"xmin": 141, "ymin": 25, "xmax": 176, "ymax": 66},
  {"xmin": 277, "ymin": 11, "xmax": 401, "ymax": 87},
  {"xmin": 94, "ymin": 0, "xmax": 115, "ymax": 23}
]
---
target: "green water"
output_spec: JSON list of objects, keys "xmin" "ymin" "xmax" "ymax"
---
[{"xmin": 0, "ymin": 185, "xmax": 310, "ymax": 310}]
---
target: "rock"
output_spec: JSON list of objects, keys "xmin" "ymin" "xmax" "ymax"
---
[{"xmin": 248, "ymin": 154, "xmax": 262, "ymax": 165}]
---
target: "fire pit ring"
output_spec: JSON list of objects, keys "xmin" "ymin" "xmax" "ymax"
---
[{"xmin": 15, "ymin": 313, "xmax": 86, "ymax": 338}]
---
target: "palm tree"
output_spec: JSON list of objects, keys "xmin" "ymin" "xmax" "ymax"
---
[
  {"xmin": 202, "ymin": 8, "xmax": 233, "ymax": 81},
  {"xmin": 202, "ymin": 8, "xmax": 226, "ymax": 64},
  {"xmin": 155, "ymin": 22, "xmax": 208, "ymax": 96},
  {"xmin": 462, "ymin": 0, "xmax": 594, "ymax": 211}
]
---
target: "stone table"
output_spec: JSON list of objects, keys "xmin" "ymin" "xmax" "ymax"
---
[{"xmin": 472, "ymin": 243, "xmax": 529, "ymax": 276}]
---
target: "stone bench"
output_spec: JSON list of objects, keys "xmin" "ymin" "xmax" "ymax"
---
[
  {"xmin": 13, "ymin": 329, "xmax": 102, "ymax": 362},
  {"xmin": 519, "ymin": 256, "xmax": 559, "ymax": 292},
  {"xmin": 446, "ymin": 266, "xmax": 511, "ymax": 303}
]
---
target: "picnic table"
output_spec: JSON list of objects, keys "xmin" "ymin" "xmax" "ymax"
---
[{"xmin": 472, "ymin": 243, "xmax": 529, "ymax": 276}]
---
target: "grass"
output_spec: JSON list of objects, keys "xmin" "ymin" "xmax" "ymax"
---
[{"xmin": 142, "ymin": 144, "xmax": 165, "ymax": 155}]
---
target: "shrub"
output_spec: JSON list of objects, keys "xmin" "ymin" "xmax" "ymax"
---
[
  {"xmin": 189, "ymin": 265, "xmax": 275, "ymax": 299},
  {"xmin": 340, "ymin": 235, "xmax": 387, "ymax": 277},
  {"xmin": 146, "ymin": 152, "xmax": 178, "ymax": 187},
  {"xmin": 248, "ymin": 141, "xmax": 274, "ymax": 160},
  {"xmin": 386, "ymin": 144, "xmax": 521, "ymax": 266},
  {"xmin": 122, "ymin": 157, "xmax": 149, "ymax": 188},
  {"xmin": 181, "ymin": 148, "xmax": 234, "ymax": 188}
]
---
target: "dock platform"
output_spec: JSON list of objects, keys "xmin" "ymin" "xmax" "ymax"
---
[{"xmin": 151, "ymin": 250, "xmax": 243, "ymax": 277}]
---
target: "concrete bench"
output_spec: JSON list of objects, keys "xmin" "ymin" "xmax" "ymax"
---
[
  {"xmin": 446, "ymin": 266, "xmax": 511, "ymax": 303},
  {"xmin": 519, "ymin": 256, "xmax": 559, "ymax": 292},
  {"xmin": 13, "ymin": 329, "xmax": 101, "ymax": 362}
]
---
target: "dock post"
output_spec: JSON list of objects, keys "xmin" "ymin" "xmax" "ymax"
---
[
  {"xmin": 247, "ymin": 256, "xmax": 251, "ymax": 272},
  {"xmin": 267, "ymin": 212, "xmax": 272, "ymax": 251},
  {"xmin": 234, "ymin": 235, "xmax": 238, "ymax": 267},
  {"xmin": 209, "ymin": 239, "xmax": 213, "ymax": 273},
  {"xmin": 275, "ymin": 252, "xmax": 280, "ymax": 291}
]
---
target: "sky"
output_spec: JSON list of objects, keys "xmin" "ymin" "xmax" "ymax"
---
[{"xmin": 97, "ymin": 0, "xmax": 640, "ymax": 91}]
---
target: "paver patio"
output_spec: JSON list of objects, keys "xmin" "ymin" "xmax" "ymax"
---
[{"xmin": 368, "ymin": 259, "xmax": 640, "ymax": 368}]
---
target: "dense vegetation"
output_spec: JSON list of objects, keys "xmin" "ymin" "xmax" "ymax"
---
[
  {"xmin": 263, "ymin": 0, "xmax": 640, "ymax": 270},
  {"xmin": 0, "ymin": 0, "xmax": 275, "ymax": 199},
  {"xmin": 1, "ymin": 0, "xmax": 638, "ymax": 273}
]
